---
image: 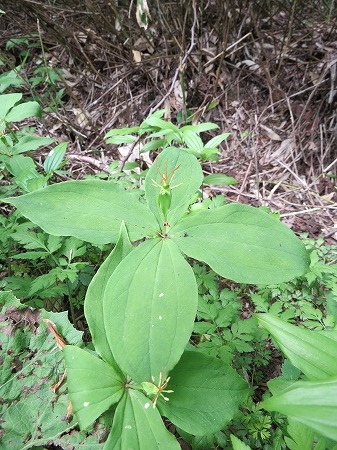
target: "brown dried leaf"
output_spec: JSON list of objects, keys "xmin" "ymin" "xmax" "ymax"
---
[{"xmin": 44, "ymin": 318, "xmax": 67, "ymax": 348}]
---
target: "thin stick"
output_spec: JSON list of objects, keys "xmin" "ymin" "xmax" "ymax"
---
[{"xmin": 281, "ymin": 205, "xmax": 337, "ymax": 217}]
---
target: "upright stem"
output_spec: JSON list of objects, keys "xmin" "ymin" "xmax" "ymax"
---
[{"xmin": 67, "ymin": 279, "xmax": 76, "ymax": 326}]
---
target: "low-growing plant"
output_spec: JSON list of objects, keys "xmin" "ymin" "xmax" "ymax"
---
[
  {"xmin": 105, "ymin": 108, "xmax": 234, "ymax": 164},
  {"xmin": 251, "ymin": 237, "xmax": 337, "ymax": 330},
  {"xmin": 0, "ymin": 92, "xmax": 110, "ymax": 327},
  {"xmin": 0, "ymin": 292, "xmax": 107, "ymax": 449},
  {"xmin": 0, "ymin": 92, "xmax": 68, "ymax": 196},
  {"xmin": 1, "ymin": 35, "xmax": 65, "ymax": 110},
  {"xmin": 256, "ymin": 313, "xmax": 337, "ymax": 448},
  {"xmin": 4, "ymin": 140, "xmax": 310, "ymax": 447},
  {"xmin": 189, "ymin": 265, "xmax": 272, "ymax": 381}
]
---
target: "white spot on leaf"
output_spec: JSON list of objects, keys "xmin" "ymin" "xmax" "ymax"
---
[
  {"xmin": 159, "ymin": 293, "xmax": 164, "ymax": 298},
  {"xmin": 144, "ymin": 402, "xmax": 150, "ymax": 409},
  {"xmin": 124, "ymin": 425, "xmax": 132, "ymax": 430},
  {"xmin": 158, "ymin": 316, "xmax": 162, "ymax": 320},
  {"xmin": 83, "ymin": 402, "xmax": 90, "ymax": 407}
]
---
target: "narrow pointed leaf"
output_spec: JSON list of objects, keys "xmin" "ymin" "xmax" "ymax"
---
[
  {"xmin": 104, "ymin": 238, "xmax": 198, "ymax": 383},
  {"xmin": 180, "ymin": 123, "xmax": 219, "ymax": 133},
  {"xmin": 85, "ymin": 222, "xmax": 133, "ymax": 366},
  {"xmin": 106, "ymin": 134, "xmax": 136, "ymax": 145},
  {"xmin": 172, "ymin": 203, "xmax": 309, "ymax": 284},
  {"xmin": 105, "ymin": 126, "xmax": 140, "ymax": 137},
  {"xmin": 63, "ymin": 345, "xmax": 124, "ymax": 430},
  {"xmin": 262, "ymin": 378, "xmax": 337, "ymax": 441},
  {"xmin": 257, "ymin": 313, "xmax": 337, "ymax": 380},
  {"xmin": 104, "ymin": 390, "xmax": 180, "ymax": 449},
  {"xmin": 140, "ymin": 138, "xmax": 166, "ymax": 153},
  {"xmin": 158, "ymin": 351, "xmax": 249, "ymax": 435},
  {"xmin": 143, "ymin": 117, "xmax": 179, "ymax": 132},
  {"xmin": 43, "ymin": 142, "xmax": 68, "ymax": 174},
  {"xmin": 145, "ymin": 147, "xmax": 203, "ymax": 227},
  {"xmin": 205, "ymin": 133, "xmax": 231, "ymax": 148},
  {"xmin": 4, "ymin": 180, "xmax": 158, "ymax": 244},
  {"xmin": 203, "ymin": 174, "xmax": 237, "ymax": 186}
]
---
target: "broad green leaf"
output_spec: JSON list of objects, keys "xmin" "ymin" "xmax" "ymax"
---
[
  {"xmin": 85, "ymin": 222, "xmax": 133, "ymax": 366},
  {"xmin": 257, "ymin": 313, "xmax": 337, "ymax": 380},
  {"xmin": 2, "ymin": 385, "xmax": 72, "ymax": 450},
  {"xmin": 230, "ymin": 435, "xmax": 252, "ymax": 450},
  {"xmin": 63, "ymin": 345, "xmax": 124, "ymax": 430},
  {"xmin": 4, "ymin": 180, "xmax": 158, "ymax": 245},
  {"xmin": 0, "ymin": 304, "xmax": 83, "ymax": 449},
  {"xmin": 104, "ymin": 390, "xmax": 180, "ymax": 450},
  {"xmin": 43, "ymin": 142, "xmax": 68, "ymax": 174},
  {"xmin": 262, "ymin": 378, "xmax": 337, "ymax": 441},
  {"xmin": 104, "ymin": 238, "xmax": 198, "ymax": 383},
  {"xmin": 11, "ymin": 135, "xmax": 54, "ymax": 154},
  {"xmin": 171, "ymin": 203, "xmax": 309, "ymax": 284},
  {"xmin": 145, "ymin": 147, "xmax": 203, "ymax": 227},
  {"xmin": 158, "ymin": 351, "xmax": 249, "ymax": 435},
  {"xmin": 5, "ymin": 101, "xmax": 41, "ymax": 122},
  {"xmin": 203, "ymin": 174, "xmax": 237, "ymax": 186},
  {"xmin": 0, "ymin": 93, "xmax": 22, "ymax": 119}
]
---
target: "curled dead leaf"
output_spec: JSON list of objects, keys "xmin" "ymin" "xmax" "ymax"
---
[{"xmin": 44, "ymin": 318, "xmax": 67, "ymax": 348}]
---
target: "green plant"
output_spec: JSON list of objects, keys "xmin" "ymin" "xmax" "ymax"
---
[
  {"xmin": 4, "ymin": 142, "xmax": 309, "ymax": 447},
  {"xmin": 1, "ymin": 34, "xmax": 65, "ymax": 110},
  {"xmin": 257, "ymin": 313, "xmax": 337, "ymax": 446},
  {"xmin": 189, "ymin": 265, "xmax": 271, "ymax": 378},
  {"xmin": 0, "ymin": 292, "xmax": 111, "ymax": 449},
  {"xmin": 251, "ymin": 237, "xmax": 337, "ymax": 330},
  {"xmin": 0, "ymin": 92, "xmax": 68, "ymax": 196},
  {"xmin": 2, "ymin": 227, "xmax": 95, "ymax": 311},
  {"xmin": 105, "ymin": 109, "xmax": 232, "ymax": 162}
]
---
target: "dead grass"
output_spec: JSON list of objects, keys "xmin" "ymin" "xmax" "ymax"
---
[{"xmin": 1, "ymin": 0, "xmax": 336, "ymax": 240}]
